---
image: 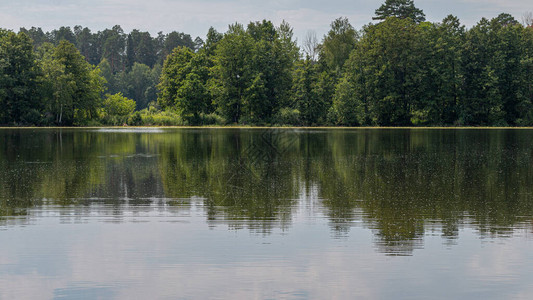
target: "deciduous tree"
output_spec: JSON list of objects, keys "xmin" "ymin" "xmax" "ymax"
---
[{"xmin": 373, "ymin": 0, "xmax": 426, "ymax": 23}]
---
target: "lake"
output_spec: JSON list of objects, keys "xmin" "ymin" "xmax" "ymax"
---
[{"xmin": 1, "ymin": 128, "xmax": 533, "ymax": 299}]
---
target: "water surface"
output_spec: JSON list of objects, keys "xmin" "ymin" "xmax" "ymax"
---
[{"xmin": 1, "ymin": 128, "xmax": 533, "ymax": 299}]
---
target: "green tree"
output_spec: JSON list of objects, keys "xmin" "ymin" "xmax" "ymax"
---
[
  {"xmin": 158, "ymin": 46, "xmax": 194, "ymax": 110},
  {"xmin": 518, "ymin": 24, "xmax": 533, "ymax": 124},
  {"xmin": 417, "ymin": 15, "xmax": 465, "ymax": 125},
  {"xmin": 74, "ymin": 26, "xmax": 98, "ymax": 64},
  {"xmin": 121, "ymin": 63, "xmax": 159, "ymax": 110},
  {"xmin": 319, "ymin": 17, "xmax": 358, "ymax": 74},
  {"xmin": 101, "ymin": 93, "xmax": 136, "ymax": 125},
  {"xmin": 49, "ymin": 26, "xmax": 76, "ymax": 45},
  {"xmin": 241, "ymin": 20, "xmax": 299, "ymax": 123},
  {"xmin": 19, "ymin": 27, "xmax": 49, "ymax": 49},
  {"xmin": 126, "ymin": 30, "xmax": 156, "ymax": 68},
  {"xmin": 97, "ymin": 58, "xmax": 116, "ymax": 93},
  {"xmin": 291, "ymin": 58, "xmax": 323, "ymax": 125},
  {"xmin": 100, "ymin": 25, "xmax": 126, "ymax": 73},
  {"xmin": 274, "ymin": 21, "xmax": 301, "ymax": 108},
  {"xmin": 211, "ymin": 23, "xmax": 253, "ymax": 123},
  {"xmin": 314, "ymin": 17, "xmax": 358, "ymax": 116},
  {"xmin": 211, "ymin": 21, "xmax": 299, "ymax": 124},
  {"xmin": 460, "ymin": 18, "xmax": 505, "ymax": 125},
  {"xmin": 204, "ymin": 27, "xmax": 223, "ymax": 56},
  {"xmin": 38, "ymin": 41, "xmax": 105, "ymax": 125},
  {"xmin": 0, "ymin": 30, "xmax": 42, "ymax": 125},
  {"xmin": 38, "ymin": 42, "xmax": 76, "ymax": 125},
  {"xmin": 194, "ymin": 37, "xmax": 204, "ymax": 52},
  {"xmin": 159, "ymin": 31, "xmax": 195, "ymax": 64},
  {"xmin": 330, "ymin": 77, "xmax": 362, "ymax": 126},
  {"xmin": 177, "ymin": 72, "xmax": 209, "ymax": 123},
  {"xmin": 490, "ymin": 14, "xmax": 525, "ymax": 125},
  {"xmin": 314, "ymin": 70, "xmax": 337, "ymax": 124},
  {"xmin": 373, "ymin": 0, "xmax": 426, "ymax": 23},
  {"xmin": 158, "ymin": 47, "xmax": 210, "ymax": 123},
  {"xmin": 341, "ymin": 18, "xmax": 423, "ymax": 125},
  {"xmin": 146, "ymin": 64, "xmax": 162, "ymax": 107}
]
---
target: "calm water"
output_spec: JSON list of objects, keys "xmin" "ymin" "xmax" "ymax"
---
[{"xmin": 1, "ymin": 128, "xmax": 533, "ymax": 299}]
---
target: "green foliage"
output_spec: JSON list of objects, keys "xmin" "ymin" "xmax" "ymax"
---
[
  {"xmin": 212, "ymin": 23, "xmax": 253, "ymax": 123},
  {"xmin": 99, "ymin": 59, "xmax": 160, "ymax": 111},
  {"xmin": 100, "ymin": 93, "xmax": 136, "ymax": 125},
  {"xmin": 273, "ymin": 108, "xmax": 301, "ymax": 126},
  {"xmin": 341, "ymin": 17, "xmax": 423, "ymax": 125},
  {"xmin": 212, "ymin": 20, "xmax": 299, "ymax": 124},
  {"xmin": 115, "ymin": 62, "xmax": 160, "ymax": 110},
  {"xmin": 517, "ymin": 27, "xmax": 533, "ymax": 125},
  {"xmin": 3, "ymin": 8, "xmax": 533, "ymax": 128},
  {"xmin": 319, "ymin": 17, "xmax": 358, "ymax": 74},
  {"xmin": 199, "ymin": 112, "xmax": 226, "ymax": 125},
  {"xmin": 126, "ymin": 30, "xmax": 156, "ymax": 68},
  {"xmin": 159, "ymin": 31, "xmax": 196, "ymax": 64},
  {"xmin": 103, "ymin": 93, "xmax": 136, "ymax": 115},
  {"xmin": 128, "ymin": 111, "xmax": 143, "ymax": 126},
  {"xmin": 291, "ymin": 58, "xmax": 325, "ymax": 125},
  {"xmin": 158, "ymin": 47, "xmax": 211, "ymax": 124},
  {"xmin": 38, "ymin": 41, "xmax": 105, "ymax": 125},
  {"xmin": 97, "ymin": 59, "xmax": 114, "ymax": 90},
  {"xmin": 20, "ymin": 25, "xmax": 202, "ymax": 69},
  {"xmin": 489, "ymin": 14, "xmax": 524, "ymax": 125},
  {"xmin": 138, "ymin": 109, "xmax": 185, "ymax": 126},
  {"xmin": 334, "ymin": 13, "xmax": 533, "ymax": 127},
  {"xmin": 101, "ymin": 25, "xmax": 126, "ymax": 73},
  {"xmin": 204, "ymin": 27, "xmax": 223, "ymax": 55},
  {"xmin": 459, "ymin": 16, "xmax": 523, "ymax": 125},
  {"xmin": 312, "ymin": 17, "xmax": 358, "ymax": 113},
  {"xmin": 158, "ymin": 46, "xmax": 194, "ymax": 110},
  {"xmin": 50, "ymin": 26, "xmax": 76, "ymax": 45},
  {"xmin": 74, "ymin": 26, "xmax": 97, "ymax": 64},
  {"xmin": 416, "ymin": 15, "xmax": 465, "ymax": 125},
  {"xmin": 0, "ymin": 29, "xmax": 41, "ymax": 125},
  {"xmin": 373, "ymin": 0, "xmax": 426, "ymax": 23},
  {"xmin": 18, "ymin": 27, "xmax": 48, "ymax": 49},
  {"xmin": 331, "ymin": 78, "xmax": 361, "ymax": 126}
]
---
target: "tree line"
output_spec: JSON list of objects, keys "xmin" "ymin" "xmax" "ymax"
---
[{"xmin": 1, "ymin": 0, "xmax": 533, "ymax": 126}]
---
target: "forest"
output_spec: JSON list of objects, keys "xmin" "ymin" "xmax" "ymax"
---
[{"xmin": 1, "ymin": 0, "xmax": 533, "ymax": 127}]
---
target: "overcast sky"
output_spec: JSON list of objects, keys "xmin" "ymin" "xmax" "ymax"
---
[{"xmin": 0, "ymin": 0, "xmax": 531, "ymax": 43}]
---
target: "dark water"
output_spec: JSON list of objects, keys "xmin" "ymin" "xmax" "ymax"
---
[{"xmin": 1, "ymin": 128, "xmax": 533, "ymax": 299}]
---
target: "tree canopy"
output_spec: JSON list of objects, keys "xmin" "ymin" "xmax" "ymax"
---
[
  {"xmin": 0, "ymin": 30, "xmax": 41, "ymax": 125},
  {"xmin": 373, "ymin": 0, "xmax": 426, "ymax": 23}
]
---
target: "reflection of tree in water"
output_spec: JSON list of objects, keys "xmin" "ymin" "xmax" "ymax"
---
[
  {"xmin": 156, "ymin": 129, "xmax": 300, "ymax": 235},
  {"xmin": 2, "ymin": 129, "xmax": 533, "ymax": 253},
  {"xmin": 0, "ymin": 130, "xmax": 166, "ymax": 222},
  {"xmin": 0, "ymin": 130, "xmax": 98, "ymax": 220},
  {"xmin": 314, "ymin": 129, "xmax": 533, "ymax": 255}
]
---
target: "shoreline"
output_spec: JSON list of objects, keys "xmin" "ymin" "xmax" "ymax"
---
[{"xmin": 2, "ymin": 126, "xmax": 533, "ymax": 130}]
